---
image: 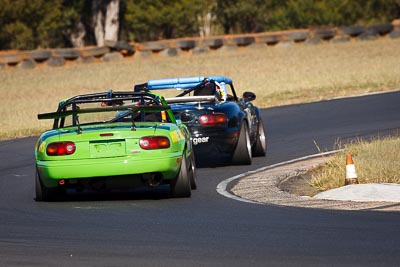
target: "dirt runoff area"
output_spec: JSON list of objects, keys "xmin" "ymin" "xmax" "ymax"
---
[{"xmin": 230, "ymin": 156, "xmax": 400, "ymax": 212}]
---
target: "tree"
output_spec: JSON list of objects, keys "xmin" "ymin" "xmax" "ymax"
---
[
  {"xmin": 214, "ymin": 0, "xmax": 268, "ymax": 34},
  {"xmin": 0, "ymin": 0, "xmax": 84, "ymax": 50},
  {"xmin": 124, "ymin": 0, "xmax": 202, "ymax": 42},
  {"xmin": 1, "ymin": 0, "xmax": 399, "ymax": 50}
]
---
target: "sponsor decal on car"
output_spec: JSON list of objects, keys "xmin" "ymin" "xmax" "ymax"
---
[
  {"xmin": 170, "ymin": 129, "xmax": 185, "ymax": 143},
  {"xmin": 192, "ymin": 137, "xmax": 210, "ymax": 145},
  {"xmin": 38, "ymin": 141, "xmax": 46, "ymax": 153}
]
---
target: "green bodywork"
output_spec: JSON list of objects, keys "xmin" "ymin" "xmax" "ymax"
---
[{"xmin": 35, "ymin": 91, "xmax": 192, "ymax": 190}]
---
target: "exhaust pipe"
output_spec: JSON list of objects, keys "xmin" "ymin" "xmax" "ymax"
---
[{"xmin": 144, "ymin": 173, "xmax": 163, "ymax": 187}]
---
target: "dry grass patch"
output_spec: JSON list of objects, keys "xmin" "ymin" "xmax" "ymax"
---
[
  {"xmin": 0, "ymin": 38, "xmax": 399, "ymax": 139},
  {"xmin": 309, "ymin": 136, "xmax": 400, "ymax": 191}
]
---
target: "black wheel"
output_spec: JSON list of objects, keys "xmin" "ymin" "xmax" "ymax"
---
[
  {"xmin": 252, "ymin": 118, "xmax": 267, "ymax": 157},
  {"xmin": 35, "ymin": 168, "xmax": 64, "ymax": 202},
  {"xmin": 188, "ymin": 152, "xmax": 197, "ymax": 190},
  {"xmin": 232, "ymin": 122, "xmax": 252, "ymax": 165},
  {"xmin": 170, "ymin": 154, "xmax": 191, "ymax": 198}
]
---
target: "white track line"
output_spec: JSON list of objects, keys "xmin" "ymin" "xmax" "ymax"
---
[
  {"xmin": 216, "ymin": 150, "xmax": 341, "ymax": 204},
  {"xmin": 327, "ymin": 88, "xmax": 400, "ymax": 101}
]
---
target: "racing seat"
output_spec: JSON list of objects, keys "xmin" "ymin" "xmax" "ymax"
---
[{"xmin": 194, "ymin": 84, "xmax": 215, "ymax": 96}]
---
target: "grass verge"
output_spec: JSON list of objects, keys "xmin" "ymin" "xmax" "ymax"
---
[
  {"xmin": 309, "ymin": 136, "xmax": 400, "ymax": 192},
  {"xmin": 0, "ymin": 38, "xmax": 399, "ymax": 140}
]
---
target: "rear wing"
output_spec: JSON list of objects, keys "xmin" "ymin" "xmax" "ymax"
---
[
  {"xmin": 38, "ymin": 104, "xmax": 171, "ymax": 120},
  {"xmin": 38, "ymin": 104, "xmax": 173, "ymax": 132},
  {"xmin": 38, "ymin": 90, "xmax": 175, "ymax": 130}
]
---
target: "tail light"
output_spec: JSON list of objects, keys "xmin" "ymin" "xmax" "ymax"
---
[
  {"xmin": 46, "ymin": 142, "xmax": 76, "ymax": 156},
  {"xmin": 139, "ymin": 136, "xmax": 170, "ymax": 150},
  {"xmin": 199, "ymin": 113, "xmax": 227, "ymax": 126}
]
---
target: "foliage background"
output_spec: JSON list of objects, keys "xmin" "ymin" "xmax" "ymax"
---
[{"xmin": 0, "ymin": 0, "xmax": 399, "ymax": 50}]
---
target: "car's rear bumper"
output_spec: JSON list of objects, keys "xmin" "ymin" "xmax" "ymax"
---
[
  {"xmin": 190, "ymin": 128, "xmax": 239, "ymax": 165},
  {"xmin": 37, "ymin": 154, "xmax": 181, "ymax": 188}
]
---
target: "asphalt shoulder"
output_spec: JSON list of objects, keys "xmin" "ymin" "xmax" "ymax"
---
[{"xmin": 230, "ymin": 156, "xmax": 400, "ymax": 212}]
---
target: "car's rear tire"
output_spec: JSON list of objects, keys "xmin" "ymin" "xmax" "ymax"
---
[
  {"xmin": 170, "ymin": 154, "xmax": 191, "ymax": 198},
  {"xmin": 188, "ymin": 152, "xmax": 197, "ymax": 190},
  {"xmin": 35, "ymin": 168, "xmax": 64, "ymax": 202},
  {"xmin": 232, "ymin": 122, "xmax": 252, "ymax": 165},
  {"xmin": 252, "ymin": 118, "xmax": 267, "ymax": 157}
]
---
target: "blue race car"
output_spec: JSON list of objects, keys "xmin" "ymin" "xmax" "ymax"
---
[{"xmin": 134, "ymin": 76, "xmax": 266, "ymax": 166}]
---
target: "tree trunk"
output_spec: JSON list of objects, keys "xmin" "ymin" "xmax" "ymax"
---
[
  {"xmin": 70, "ymin": 22, "xmax": 86, "ymax": 48},
  {"xmin": 92, "ymin": 0, "xmax": 119, "ymax": 47},
  {"xmin": 198, "ymin": 1, "xmax": 216, "ymax": 37},
  {"xmin": 198, "ymin": 12, "xmax": 213, "ymax": 37},
  {"xmin": 92, "ymin": 0, "xmax": 105, "ymax": 47},
  {"xmin": 104, "ymin": 0, "xmax": 119, "ymax": 42}
]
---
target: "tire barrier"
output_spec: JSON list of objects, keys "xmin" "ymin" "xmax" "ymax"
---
[
  {"xmin": 17, "ymin": 59, "xmax": 36, "ymax": 69},
  {"xmin": 53, "ymin": 48, "xmax": 81, "ymax": 60},
  {"xmin": 137, "ymin": 41, "xmax": 169, "ymax": 52},
  {"xmin": 340, "ymin": 25, "xmax": 365, "ymax": 37},
  {"xmin": 284, "ymin": 30, "xmax": 309, "ymax": 42},
  {"xmin": 331, "ymin": 35, "xmax": 351, "ymax": 44},
  {"xmin": 104, "ymin": 40, "xmax": 135, "ymax": 56},
  {"xmin": 47, "ymin": 56, "xmax": 66, "ymax": 67},
  {"xmin": 0, "ymin": 53, "xmax": 23, "ymax": 65},
  {"xmin": 231, "ymin": 36, "xmax": 255, "ymax": 46},
  {"xmin": 192, "ymin": 46, "xmax": 210, "ymax": 55},
  {"xmin": 201, "ymin": 38, "xmax": 225, "ymax": 49},
  {"xmin": 305, "ymin": 37, "xmax": 322, "ymax": 45},
  {"xmin": 26, "ymin": 50, "xmax": 52, "ymax": 62},
  {"xmin": 1, "ymin": 21, "xmax": 399, "ymax": 70},
  {"xmin": 159, "ymin": 47, "xmax": 180, "ymax": 57},
  {"xmin": 102, "ymin": 52, "xmax": 123, "ymax": 62},
  {"xmin": 174, "ymin": 39, "xmax": 197, "ymax": 50},
  {"xmin": 311, "ymin": 28, "xmax": 337, "ymax": 40},
  {"xmin": 368, "ymin": 23, "xmax": 394, "ymax": 35},
  {"xmin": 256, "ymin": 33, "xmax": 282, "ymax": 45},
  {"xmin": 80, "ymin": 46, "xmax": 110, "ymax": 57},
  {"xmin": 77, "ymin": 56, "xmax": 95, "ymax": 64},
  {"xmin": 390, "ymin": 31, "xmax": 400, "ymax": 39}
]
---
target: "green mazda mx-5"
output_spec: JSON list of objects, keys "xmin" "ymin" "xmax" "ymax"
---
[{"xmin": 35, "ymin": 90, "xmax": 196, "ymax": 201}]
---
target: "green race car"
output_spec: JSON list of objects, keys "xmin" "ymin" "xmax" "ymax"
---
[{"xmin": 35, "ymin": 90, "xmax": 196, "ymax": 201}]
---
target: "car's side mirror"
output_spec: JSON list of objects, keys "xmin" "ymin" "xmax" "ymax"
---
[{"xmin": 243, "ymin": 91, "xmax": 256, "ymax": 102}]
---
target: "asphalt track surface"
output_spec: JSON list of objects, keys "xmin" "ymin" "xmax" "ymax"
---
[{"xmin": 1, "ymin": 91, "xmax": 399, "ymax": 266}]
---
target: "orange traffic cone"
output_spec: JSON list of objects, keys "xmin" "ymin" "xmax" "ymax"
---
[{"xmin": 344, "ymin": 153, "xmax": 359, "ymax": 185}]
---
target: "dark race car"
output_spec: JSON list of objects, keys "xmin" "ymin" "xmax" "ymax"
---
[{"xmin": 134, "ymin": 76, "xmax": 266, "ymax": 166}]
